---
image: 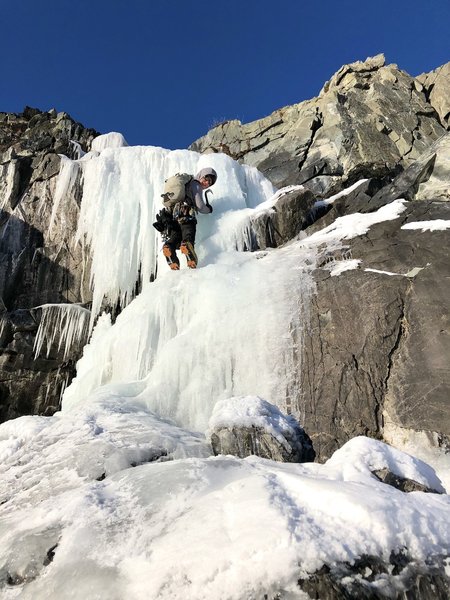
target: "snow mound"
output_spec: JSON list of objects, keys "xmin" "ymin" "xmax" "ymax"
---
[
  {"xmin": 0, "ymin": 419, "xmax": 449, "ymax": 599},
  {"xmin": 326, "ymin": 436, "xmax": 446, "ymax": 493}
]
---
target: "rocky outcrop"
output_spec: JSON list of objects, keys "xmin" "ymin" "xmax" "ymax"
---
[
  {"xmin": 244, "ymin": 186, "xmax": 316, "ymax": 250},
  {"xmin": 190, "ymin": 55, "xmax": 446, "ymax": 194},
  {"xmin": 0, "ymin": 108, "xmax": 97, "ymax": 420},
  {"xmin": 372, "ymin": 467, "xmax": 443, "ymax": 494},
  {"xmin": 189, "ymin": 58, "xmax": 450, "ymax": 461},
  {"xmin": 298, "ymin": 553, "xmax": 450, "ymax": 600},
  {"xmin": 0, "ymin": 107, "xmax": 96, "ymax": 309},
  {"xmin": 416, "ymin": 61, "xmax": 450, "ymax": 130},
  {"xmin": 208, "ymin": 396, "xmax": 315, "ymax": 462}
]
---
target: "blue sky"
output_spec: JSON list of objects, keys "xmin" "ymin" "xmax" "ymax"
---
[{"xmin": 2, "ymin": 0, "xmax": 449, "ymax": 149}]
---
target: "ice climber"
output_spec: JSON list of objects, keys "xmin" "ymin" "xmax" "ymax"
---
[{"xmin": 153, "ymin": 167, "xmax": 217, "ymax": 270}]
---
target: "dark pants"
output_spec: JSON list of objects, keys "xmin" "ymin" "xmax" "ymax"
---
[{"xmin": 164, "ymin": 219, "xmax": 196, "ymax": 252}]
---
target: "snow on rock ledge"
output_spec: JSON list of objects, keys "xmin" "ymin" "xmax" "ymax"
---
[
  {"xmin": 207, "ymin": 395, "xmax": 315, "ymax": 462},
  {"xmin": 326, "ymin": 436, "xmax": 446, "ymax": 494},
  {"xmin": 90, "ymin": 131, "xmax": 128, "ymax": 152}
]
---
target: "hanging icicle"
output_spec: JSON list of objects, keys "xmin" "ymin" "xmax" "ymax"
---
[{"xmin": 34, "ymin": 304, "xmax": 91, "ymax": 362}]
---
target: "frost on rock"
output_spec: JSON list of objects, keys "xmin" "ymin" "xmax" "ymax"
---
[
  {"xmin": 33, "ymin": 304, "xmax": 91, "ymax": 362},
  {"xmin": 207, "ymin": 395, "xmax": 315, "ymax": 462}
]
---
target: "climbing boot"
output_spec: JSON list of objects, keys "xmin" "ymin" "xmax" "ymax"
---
[
  {"xmin": 162, "ymin": 244, "xmax": 180, "ymax": 270},
  {"xmin": 180, "ymin": 241, "xmax": 198, "ymax": 269}
]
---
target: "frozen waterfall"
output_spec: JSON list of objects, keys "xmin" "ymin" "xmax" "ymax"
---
[{"xmin": 60, "ymin": 133, "xmax": 315, "ymax": 432}]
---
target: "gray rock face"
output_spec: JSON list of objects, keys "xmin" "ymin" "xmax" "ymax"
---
[
  {"xmin": 416, "ymin": 61, "xmax": 450, "ymax": 130},
  {"xmin": 296, "ymin": 135, "xmax": 450, "ymax": 460},
  {"xmin": 190, "ymin": 55, "xmax": 446, "ymax": 193},
  {"xmin": 0, "ymin": 107, "xmax": 96, "ymax": 309},
  {"xmin": 0, "ymin": 303, "xmax": 91, "ymax": 421},
  {"xmin": 0, "ymin": 108, "xmax": 97, "ymax": 421}
]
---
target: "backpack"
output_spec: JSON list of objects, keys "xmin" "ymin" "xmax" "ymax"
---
[{"xmin": 161, "ymin": 173, "xmax": 192, "ymax": 210}]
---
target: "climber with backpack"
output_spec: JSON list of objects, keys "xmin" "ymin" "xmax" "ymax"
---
[{"xmin": 153, "ymin": 167, "xmax": 217, "ymax": 270}]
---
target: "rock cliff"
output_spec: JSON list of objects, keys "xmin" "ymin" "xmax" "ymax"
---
[{"xmin": 0, "ymin": 108, "xmax": 97, "ymax": 420}]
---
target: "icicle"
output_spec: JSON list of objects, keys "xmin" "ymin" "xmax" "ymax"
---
[
  {"xmin": 34, "ymin": 304, "xmax": 91, "ymax": 362},
  {"xmin": 0, "ymin": 161, "xmax": 18, "ymax": 212},
  {"xmin": 69, "ymin": 140, "xmax": 85, "ymax": 159},
  {"xmin": 49, "ymin": 156, "xmax": 80, "ymax": 232},
  {"xmin": 59, "ymin": 371, "xmax": 71, "ymax": 403}
]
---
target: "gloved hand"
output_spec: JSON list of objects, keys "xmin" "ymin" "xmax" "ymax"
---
[
  {"xmin": 159, "ymin": 208, "xmax": 173, "ymax": 224},
  {"xmin": 153, "ymin": 209, "xmax": 172, "ymax": 232},
  {"xmin": 152, "ymin": 214, "xmax": 165, "ymax": 232}
]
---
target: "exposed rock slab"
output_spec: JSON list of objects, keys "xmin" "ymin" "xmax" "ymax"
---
[
  {"xmin": 372, "ymin": 467, "xmax": 443, "ymax": 494},
  {"xmin": 246, "ymin": 186, "xmax": 316, "ymax": 250}
]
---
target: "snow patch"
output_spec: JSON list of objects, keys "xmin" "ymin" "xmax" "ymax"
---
[
  {"xmin": 326, "ymin": 436, "xmax": 445, "ymax": 493},
  {"xmin": 0, "ymin": 418, "xmax": 449, "ymax": 599},
  {"xmin": 365, "ymin": 268, "xmax": 399, "ymax": 276},
  {"xmin": 329, "ymin": 258, "xmax": 361, "ymax": 276},
  {"xmin": 314, "ymin": 178, "xmax": 368, "ymax": 208},
  {"xmin": 304, "ymin": 199, "xmax": 407, "ymax": 246},
  {"xmin": 401, "ymin": 219, "xmax": 450, "ymax": 232}
]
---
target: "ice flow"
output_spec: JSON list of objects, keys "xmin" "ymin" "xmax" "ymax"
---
[{"xmin": 59, "ymin": 134, "xmax": 314, "ymax": 432}]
